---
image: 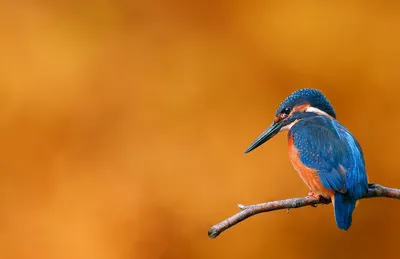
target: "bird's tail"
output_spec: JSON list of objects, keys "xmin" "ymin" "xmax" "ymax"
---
[{"xmin": 333, "ymin": 192, "xmax": 357, "ymax": 231}]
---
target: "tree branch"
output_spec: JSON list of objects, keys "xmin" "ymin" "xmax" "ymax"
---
[{"xmin": 208, "ymin": 183, "xmax": 400, "ymax": 238}]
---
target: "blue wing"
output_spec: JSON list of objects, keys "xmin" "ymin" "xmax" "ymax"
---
[{"xmin": 289, "ymin": 116, "xmax": 368, "ymax": 199}]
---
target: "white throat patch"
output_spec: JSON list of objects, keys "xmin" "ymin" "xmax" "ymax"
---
[
  {"xmin": 305, "ymin": 106, "xmax": 331, "ymax": 117},
  {"xmin": 280, "ymin": 120, "xmax": 298, "ymax": 132}
]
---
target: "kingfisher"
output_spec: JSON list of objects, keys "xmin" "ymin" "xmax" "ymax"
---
[{"xmin": 244, "ymin": 88, "xmax": 368, "ymax": 230}]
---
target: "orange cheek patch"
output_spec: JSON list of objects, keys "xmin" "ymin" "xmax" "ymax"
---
[
  {"xmin": 274, "ymin": 113, "xmax": 285, "ymax": 123},
  {"xmin": 274, "ymin": 103, "xmax": 310, "ymax": 123},
  {"xmin": 292, "ymin": 103, "xmax": 310, "ymax": 112},
  {"xmin": 274, "ymin": 103, "xmax": 310, "ymax": 122}
]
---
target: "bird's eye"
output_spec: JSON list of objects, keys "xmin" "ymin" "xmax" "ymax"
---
[{"xmin": 283, "ymin": 107, "xmax": 291, "ymax": 114}]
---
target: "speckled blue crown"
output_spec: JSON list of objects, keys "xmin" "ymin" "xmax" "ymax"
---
[{"xmin": 275, "ymin": 88, "xmax": 336, "ymax": 118}]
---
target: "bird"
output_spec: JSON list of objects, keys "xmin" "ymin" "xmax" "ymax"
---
[{"xmin": 244, "ymin": 88, "xmax": 368, "ymax": 230}]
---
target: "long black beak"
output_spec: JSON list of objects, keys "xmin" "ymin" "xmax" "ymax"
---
[{"xmin": 244, "ymin": 120, "xmax": 283, "ymax": 154}]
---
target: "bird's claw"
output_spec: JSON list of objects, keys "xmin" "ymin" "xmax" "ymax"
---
[
  {"xmin": 308, "ymin": 191, "xmax": 319, "ymax": 207},
  {"xmin": 308, "ymin": 191, "xmax": 319, "ymax": 198}
]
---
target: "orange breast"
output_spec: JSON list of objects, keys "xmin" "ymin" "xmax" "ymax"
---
[{"xmin": 288, "ymin": 134, "xmax": 334, "ymax": 199}]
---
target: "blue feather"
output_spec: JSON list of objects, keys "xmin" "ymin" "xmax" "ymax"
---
[
  {"xmin": 275, "ymin": 88, "xmax": 336, "ymax": 118},
  {"xmin": 289, "ymin": 115, "xmax": 368, "ymax": 229},
  {"xmin": 334, "ymin": 192, "xmax": 356, "ymax": 230}
]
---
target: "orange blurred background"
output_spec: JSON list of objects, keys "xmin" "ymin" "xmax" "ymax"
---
[{"xmin": 1, "ymin": 1, "xmax": 400, "ymax": 259}]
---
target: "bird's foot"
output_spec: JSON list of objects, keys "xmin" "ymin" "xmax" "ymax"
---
[
  {"xmin": 308, "ymin": 191, "xmax": 318, "ymax": 198},
  {"xmin": 307, "ymin": 191, "xmax": 319, "ymax": 207}
]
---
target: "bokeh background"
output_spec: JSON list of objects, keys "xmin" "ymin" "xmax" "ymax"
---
[{"xmin": 1, "ymin": 1, "xmax": 400, "ymax": 259}]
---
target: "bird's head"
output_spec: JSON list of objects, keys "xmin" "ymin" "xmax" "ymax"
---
[{"xmin": 244, "ymin": 88, "xmax": 336, "ymax": 154}]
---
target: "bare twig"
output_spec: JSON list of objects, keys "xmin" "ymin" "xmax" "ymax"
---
[{"xmin": 208, "ymin": 183, "xmax": 400, "ymax": 238}]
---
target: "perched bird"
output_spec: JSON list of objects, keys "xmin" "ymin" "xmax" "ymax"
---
[{"xmin": 244, "ymin": 88, "xmax": 368, "ymax": 230}]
